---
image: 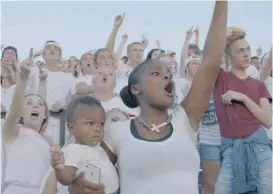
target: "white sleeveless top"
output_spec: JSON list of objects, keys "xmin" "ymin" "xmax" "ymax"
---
[
  {"xmin": 104, "ymin": 107, "xmax": 200, "ymax": 194},
  {"xmin": 3, "ymin": 125, "xmax": 50, "ymax": 194}
]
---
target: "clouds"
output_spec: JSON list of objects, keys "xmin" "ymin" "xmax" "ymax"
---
[{"xmin": 2, "ymin": 1, "xmax": 272, "ymax": 60}]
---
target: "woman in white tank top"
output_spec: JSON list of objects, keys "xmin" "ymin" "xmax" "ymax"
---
[
  {"xmin": 2, "ymin": 49, "xmax": 52, "ymax": 194},
  {"xmin": 70, "ymin": 2, "xmax": 227, "ymax": 194}
]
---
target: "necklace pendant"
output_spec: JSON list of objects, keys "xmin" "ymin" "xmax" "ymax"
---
[{"xmin": 151, "ymin": 124, "xmax": 160, "ymax": 133}]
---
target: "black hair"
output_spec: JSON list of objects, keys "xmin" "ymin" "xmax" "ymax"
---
[
  {"xmin": 146, "ymin": 49, "xmax": 165, "ymax": 60},
  {"xmin": 66, "ymin": 95, "xmax": 104, "ymax": 123},
  {"xmin": 188, "ymin": 44, "xmax": 201, "ymax": 56},
  {"xmin": 1, "ymin": 46, "xmax": 18, "ymax": 60},
  {"xmin": 121, "ymin": 56, "xmax": 129, "ymax": 64},
  {"xmin": 120, "ymin": 59, "xmax": 156, "ymax": 108}
]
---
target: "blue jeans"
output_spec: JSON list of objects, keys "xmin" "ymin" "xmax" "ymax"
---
[
  {"xmin": 215, "ymin": 143, "xmax": 272, "ymax": 194},
  {"xmin": 199, "ymin": 144, "xmax": 221, "ymax": 163}
]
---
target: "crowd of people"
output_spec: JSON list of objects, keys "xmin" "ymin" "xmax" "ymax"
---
[{"xmin": 1, "ymin": 1, "xmax": 272, "ymax": 194}]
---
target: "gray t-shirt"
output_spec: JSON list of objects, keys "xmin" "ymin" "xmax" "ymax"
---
[{"xmin": 198, "ymin": 97, "xmax": 221, "ymax": 145}]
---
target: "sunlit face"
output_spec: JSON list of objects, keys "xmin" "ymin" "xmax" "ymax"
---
[
  {"xmin": 92, "ymin": 66, "xmax": 116, "ymax": 90},
  {"xmin": 128, "ymin": 44, "xmax": 144, "ymax": 64},
  {"xmin": 186, "ymin": 60, "xmax": 200, "ymax": 77},
  {"xmin": 43, "ymin": 44, "xmax": 62, "ymax": 62},
  {"xmin": 151, "ymin": 50, "xmax": 164, "ymax": 59},
  {"xmin": 22, "ymin": 95, "xmax": 47, "ymax": 133},
  {"xmin": 95, "ymin": 50, "xmax": 114, "ymax": 69},
  {"xmin": 229, "ymin": 39, "xmax": 251, "ymax": 70},
  {"xmin": 68, "ymin": 105, "xmax": 105, "ymax": 146},
  {"xmin": 136, "ymin": 61, "xmax": 174, "ymax": 110},
  {"xmin": 58, "ymin": 59, "xmax": 70, "ymax": 72},
  {"xmin": 250, "ymin": 58, "xmax": 260, "ymax": 70},
  {"xmin": 69, "ymin": 57, "xmax": 78, "ymax": 69},
  {"xmin": 159, "ymin": 55, "xmax": 177, "ymax": 74},
  {"xmin": 2, "ymin": 49, "xmax": 16, "ymax": 65},
  {"xmin": 81, "ymin": 54, "xmax": 96, "ymax": 75}
]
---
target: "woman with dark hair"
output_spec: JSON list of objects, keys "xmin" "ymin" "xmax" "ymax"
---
[
  {"xmin": 69, "ymin": 1, "xmax": 227, "ymax": 194},
  {"xmin": 146, "ymin": 49, "xmax": 165, "ymax": 60},
  {"xmin": 68, "ymin": 56, "xmax": 80, "ymax": 77}
]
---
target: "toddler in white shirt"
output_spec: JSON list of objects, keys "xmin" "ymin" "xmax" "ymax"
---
[{"xmin": 50, "ymin": 95, "xmax": 119, "ymax": 194}]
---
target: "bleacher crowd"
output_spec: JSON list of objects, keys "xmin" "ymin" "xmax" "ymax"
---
[{"xmin": 1, "ymin": 1, "xmax": 272, "ymax": 194}]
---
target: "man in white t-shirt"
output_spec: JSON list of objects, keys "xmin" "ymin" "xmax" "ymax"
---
[
  {"xmin": 116, "ymin": 42, "xmax": 144, "ymax": 79},
  {"xmin": 41, "ymin": 41, "xmax": 75, "ymax": 144},
  {"xmin": 1, "ymin": 46, "xmax": 39, "ymax": 94}
]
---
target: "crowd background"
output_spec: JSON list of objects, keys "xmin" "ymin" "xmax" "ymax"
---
[{"xmin": 0, "ymin": 1, "xmax": 272, "ymax": 194}]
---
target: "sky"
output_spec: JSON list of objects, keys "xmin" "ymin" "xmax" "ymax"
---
[{"xmin": 1, "ymin": 1, "xmax": 272, "ymax": 60}]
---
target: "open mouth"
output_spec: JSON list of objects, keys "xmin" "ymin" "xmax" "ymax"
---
[
  {"xmin": 102, "ymin": 76, "xmax": 107, "ymax": 83},
  {"xmin": 164, "ymin": 81, "xmax": 174, "ymax": 96},
  {"xmin": 31, "ymin": 111, "xmax": 39, "ymax": 119},
  {"xmin": 87, "ymin": 63, "xmax": 91, "ymax": 67}
]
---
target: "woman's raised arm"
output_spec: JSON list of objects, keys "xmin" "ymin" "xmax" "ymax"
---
[
  {"xmin": 260, "ymin": 48, "xmax": 272, "ymax": 82},
  {"xmin": 3, "ymin": 48, "xmax": 34, "ymax": 142},
  {"xmin": 105, "ymin": 14, "xmax": 125, "ymax": 52},
  {"xmin": 181, "ymin": 1, "xmax": 228, "ymax": 130}
]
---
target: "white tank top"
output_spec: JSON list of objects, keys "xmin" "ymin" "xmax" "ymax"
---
[{"xmin": 104, "ymin": 107, "xmax": 200, "ymax": 194}]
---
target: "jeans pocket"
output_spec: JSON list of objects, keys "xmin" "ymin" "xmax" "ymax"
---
[{"xmin": 254, "ymin": 144, "xmax": 272, "ymax": 163}]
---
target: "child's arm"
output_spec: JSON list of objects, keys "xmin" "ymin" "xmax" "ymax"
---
[
  {"xmin": 55, "ymin": 166, "xmax": 77, "ymax": 185},
  {"xmin": 50, "ymin": 145, "xmax": 77, "ymax": 185}
]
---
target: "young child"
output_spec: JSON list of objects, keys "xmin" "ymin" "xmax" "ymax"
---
[{"xmin": 50, "ymin": 95, "xmax": 119, "ymax": 194}]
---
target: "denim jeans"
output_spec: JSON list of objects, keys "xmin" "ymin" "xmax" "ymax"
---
[
  {"xmin": 215, "ymin": 143, "xmax": 272, "ymax": 194},
  {"xmin": 199, "ymin": 144, "xmax": 221, "ymax": 163}
]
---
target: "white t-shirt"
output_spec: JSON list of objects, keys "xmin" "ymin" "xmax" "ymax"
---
[
  {"xmin": 71, "ymin": 74, "xmax": 93, "ymax": 95},
  {"xmin": 174, "ymin": 77, "xmax": 191, "ymax": 103},
  {"xmin": 246, "ymin": 65, "xmax": 260, "ymax": 79},
  {"xmin": 45, "ymin": 70, "xmax": 75, "ymax": 108},
  {"xmin": 104, "ymin": 107, "xmax": 199, "ymax": 194},
  {"xmin": 61, "ymin": 143, "xmax": 119, "ymax": 194},
  {"xmin": 115, "ymin": 61, "xmax": 133, "ymax": 79},
  {"xmin": 1, "ymin": 85, "xmax": 16, "ymax": 111},
  {"xmin": 115, "ymin": 78, "xmax": 127, "ymax": 94},
  {"xmin": 26, "ymin": 66, "xmax": 40, "ymax": 94},
  {"xmin": 43, "ymin": 70, "xmax": 75, "ymax": 144},
  {"xmin": 3, "ymin": 125, "xmax": 50, "ymax": 194},
  {"xmin": 100, "ymin": 95, "xmax": 139, "ymax": 116},
  {"xmin": 198, "ymin": 97, "xmax": 221, "ymax": 145}
]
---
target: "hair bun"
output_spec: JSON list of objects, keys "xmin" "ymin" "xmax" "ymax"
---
[{"xmin": 120, "ymin": 86, "xmax": 138, "ymax": 108}]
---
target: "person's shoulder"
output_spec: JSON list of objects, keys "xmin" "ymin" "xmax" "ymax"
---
[
  {"xmin": 106, "ymin": 119, "xmax": 131, "ymax": 134},
  {"xmin": 63, "ymin": 143, "xmax": 85, "ymax": 153}
]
